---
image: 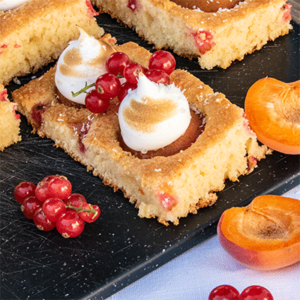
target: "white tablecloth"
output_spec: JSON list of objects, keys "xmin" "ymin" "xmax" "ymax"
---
[{"xmin": 108, "ymin": 186, "xmax": 300, "ymax": 300}]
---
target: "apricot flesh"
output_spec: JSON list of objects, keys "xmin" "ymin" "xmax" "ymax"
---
[
  {"xmin": 217, "ymin": 195, "xmax": 300, "ymax": 270},
  {"xmin": 170, "ymin": 0, "xmax": 242, "ymax": 13},
  {"xmin": 245, "ymin": 78, "xmax": 300, "ymax": 154}
]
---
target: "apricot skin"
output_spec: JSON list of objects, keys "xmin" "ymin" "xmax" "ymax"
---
[
  {"xmin": 217, "ymin": 195, "xmax": 300, "ymax": 270},
  {"xmin": 245, "ymin": 78, "xmax": 300, "ymax": 155}
]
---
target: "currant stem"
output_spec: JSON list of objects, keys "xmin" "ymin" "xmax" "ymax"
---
[
  {"xmin": 71, "ymin": 82, "xmax": 95, "ymax": 97},
  {"xmin": 65, "ymin": 204, "xmax": 98, "ymax": 218}
]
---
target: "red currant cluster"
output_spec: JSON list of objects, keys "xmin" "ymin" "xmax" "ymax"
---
[
  {"xmin": 14, "ymin": 175, "xmax": 101, "ymax": 238},
  {"xmin": 209, "ymin": 284, "xmax": 273, "ymax": 300},
  {"xmin": 74, "ymin": 50, "xmax": 176, "ymax": 114}
]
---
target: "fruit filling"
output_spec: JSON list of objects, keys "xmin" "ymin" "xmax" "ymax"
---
[
  {"xmin": 282, "ymin": 3, "xmax": 292, "ymax": 22},
  {"xmin": 31, "ymin": 103, "xmax": 47, "ymax": 124},
  {"xmin": 171, "ymin": 0, "xmax": 243, "ymax": 13},
  {"xmin": 156, "ymin": 192, "xmax": 178, "ymax": 211},
  {"xmin": 191, "ymin": 30, "xmax": 215, "ymax": 55},
  {"xmin": 71, "ymin": 121, "xmax": 92, "ymax": 153},
  {"xmin": 0, "ymin": 88, "xmax": 8, "ymax": 101},
  {"xmin": 119, "ymin": 110, "xmax": 206, "ymax": 158},
  {"xmin": 85, "ymin": 0, "xmax": 99, "ymax": 18},
  {"xmin": 127, "ymin": 0, "xmax": 138, "ymax": 12},
  {"xmin": 0, "ymin": 44, "xmax": 8, "ymax": 55}
]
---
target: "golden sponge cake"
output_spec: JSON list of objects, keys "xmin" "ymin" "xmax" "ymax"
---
[
  {"xmin": 0, "ymin": 84, "xmax": 21, "ymax": 151},
  {"xmin": 91, "ymin": 0, "xmax": 292, "ymax": 69},
  {"xmin": 12, "ymin": 41, "xmax": 269, "ymax": 225},
  {"xmin": 0, "ymin": 0, "xmax": 104, "ymax": 85}
]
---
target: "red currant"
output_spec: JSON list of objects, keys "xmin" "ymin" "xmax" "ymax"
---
[
  {"xmin": 41, "ymin": 175, "xmax": 58, "ymax": 183},
  {"xmin": 239, "ymin": 285, "xmax": 273, "ymax": 300},
  {"xmin": 43, "ymin": 198, "xmax": 67, "ymax": 222},
  {"xmin": 46, "ymin": 176, "xmax": 72, "ymax": 200},
  {"xmin": 79, "ymin": 203, "xmax": 101, "ymax": 223},
  {"xmin": 127, "ymin": 0, "xmax": 138, "ymax": 12},
  {"xmin": 118, "ymin": 82, "xmax": 137, "ymax": 102},
  {"xmin": 65, "ymin": 193, "xmax": 87, "ymax": 208},
  {"xmin": 21, "ymin": 196, "xmax": 43, "ymax": 219},
  {"xmin": 148, "ymin": 50, "xmax": 176, "ymax": 75},
  {"xmin": 95, "ymin": 73, "xmax": 121, "ymax": 100},
  {"xmin": 56, "ymin": 211, "xmax": 85, "ymax": 238},
  {"xmin": 35, "ymin": 175, "xmax": 72, "ymax": 202},
  {"xmin": 14, "ymin": 181, "xmax": 36, "ymax": 204},
  {"xmin": 145, "ymin": 69, "xmax": 170, "ymax": 85},
  {"xmin": 209, "ymin": 285, "xmax": 240, "ymax": 300},
  {"xmin": 35, "ymin": 180, "xmax": 50, "ymax": 202},
  {"xmin": 123, "ymin": 62, "xmax": 146, "ymax": 84},
  {"xmin": 85, "ymin": 89, "xmax": 110, "ymax": 113},
  {"xmin": 33, "ymin": 207, "xmax": 56, "ymax": 231},
  {"xmin": 106, "ymin": 51, "xmax": 130, "ymax": 76}
]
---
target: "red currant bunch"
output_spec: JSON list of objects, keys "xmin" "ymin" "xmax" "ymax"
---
[
  {"xmin": 208, "ymin": 285, "xmax": 274, "ymax": 300},
  {"xmin": 75, "ymin": 50, "xmax": 176, "ymax": 113},
  {"xmin": 14, "ymin": 175, "xmax": 101, "ymax": 238}
]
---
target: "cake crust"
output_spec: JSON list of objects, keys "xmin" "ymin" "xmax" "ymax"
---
[
  {"xmin": 0, "ymin": 0, "xmax": 104, "ymax": 85},
  {"xmin": 92, "ymin": 0, "xmax": 292, "ymax": 69},
  {"xmin": 12, "ymin": 41, "xmax": 269, "ymax": 225},
  {"xmin": 0, "ymin": 84, "xmax": 21, "ymax": 151}
]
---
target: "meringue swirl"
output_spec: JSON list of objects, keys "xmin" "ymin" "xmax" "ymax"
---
[
  {"xmin": 118, "ymin": 74, "xmax": 191, "ymax": 152},
  {"xmin": 55, "ymin": 28, "xmax": 115, "ymax": 105},
  {"xmin": 0, "ymin": 0, "xmax": 28, "ymax": 11}
]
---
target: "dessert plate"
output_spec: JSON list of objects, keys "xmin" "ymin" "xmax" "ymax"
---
[{"xmin": 0, "ymin": 13, "xmax": 299, "ymax": 300}]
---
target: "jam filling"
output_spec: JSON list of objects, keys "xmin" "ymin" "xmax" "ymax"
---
[{"xmin": 119, "ymin": 109, "xmax": 206, "ymax": 159}]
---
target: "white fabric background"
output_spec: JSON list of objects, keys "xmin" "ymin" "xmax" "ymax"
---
[{"xmin": 108, "ymin": 185, "xmax": 300, "ymax": 300}]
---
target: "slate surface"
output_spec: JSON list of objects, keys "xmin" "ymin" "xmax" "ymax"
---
[{"xmin": 0, "ymin": 13, "xmax": 299, "ymax": 300}]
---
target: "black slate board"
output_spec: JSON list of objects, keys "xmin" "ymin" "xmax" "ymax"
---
[{"xmin": 1, "ymin": 13, "xmax": 299, "ymax": 300}]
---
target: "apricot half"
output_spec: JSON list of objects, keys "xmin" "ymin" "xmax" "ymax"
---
[
  {"xmin": 217, "ymin": 195, "xmax": 300, "ymax": 270},
  {"xmin": 245, "ymin": 78, "xmax": 300, "ymax": 154}
]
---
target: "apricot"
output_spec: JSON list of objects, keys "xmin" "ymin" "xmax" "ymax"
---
[
  {"xmin": 170, "ymin": 0, "xmax": 242, "ymax": 13},
  {"xmin": 217, "ymin": 195, "xmax": 300, "ymax": 270},
  {"xmin": 245, "ymin": 78, "xmax": 300, "ymax": 155}
]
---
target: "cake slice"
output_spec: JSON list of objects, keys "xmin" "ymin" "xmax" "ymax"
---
[
  {"xmin": 0, "ymin": 0, "xmax": 104, "ymax": 85},
  {"xmin": 91, "ymin": 0, "xmax": 292, "ymax": 69},
  {"xmin": 12, "ymin": 40, "xmax": 269, "ymax": 225},
  {"xmin": 0, "ymin": 84, "xmax": 21, "ymax": 151}
]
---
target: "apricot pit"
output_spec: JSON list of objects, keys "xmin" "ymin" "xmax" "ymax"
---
[{"xmin": 217, "ymin": 195, "xmax": 300, "ymax": 270}]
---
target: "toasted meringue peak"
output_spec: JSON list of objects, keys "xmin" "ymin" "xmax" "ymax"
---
[
  {"xmin": 119, "ymin": 74, "xmax": 191, "ymax": 152},
  {"xmin": 0, "ymin": 0, "xmax": 28, "ymax": 11},
  {"xmin": 55, "ymin": 28, "xmax": 115, "ymax": 105}
]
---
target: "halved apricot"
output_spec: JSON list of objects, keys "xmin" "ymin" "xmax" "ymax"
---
[
  {"xmin": 217, "ymin": 195, "xmax": 300, "ymax": 270},
  {"xmin": 245, "ymin": 78, "xmax": 300, "ymax": 154}
]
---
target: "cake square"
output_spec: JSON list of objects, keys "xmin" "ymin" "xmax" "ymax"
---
[
  {"xmin": 0, "ymin": 84, "xmax": 21, "ymax": 151},
  {"xmin": 12, "ymin": 39, "xmax": 268, "ymax": 225},
  {"xmin": 0, "ymin": 0, "xmax": 104, "ymax": 85},
  {"xmin": 91, "ymin": 0, "xmax": 292, "ymax": 69}
]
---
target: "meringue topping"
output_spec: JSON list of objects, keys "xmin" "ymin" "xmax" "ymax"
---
[
  {"xmin": 0, "ymin": 0, "xmax": 28, "ymax": 11},
  {"xmin": 118, "ymin": 74, "xmax": 191, "ymax": 152},
  {"xmin": 55, "ymin": 28, "xmax": 115, "ymax": 105}
]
